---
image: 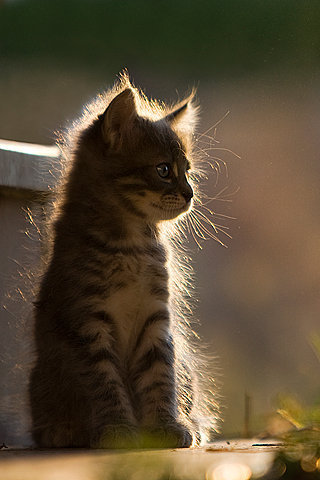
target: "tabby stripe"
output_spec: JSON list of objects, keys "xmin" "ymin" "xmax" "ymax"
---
[
  {"xmin": 83, "ymin": 234, "xmax": 133, "ymax": 256},
  {"xmin": 116, "ymin": 167, "xmax": 147, "ymax": 178},
  {"xmin": 95, "ymin": 395, "xmax": 133, "ymax": 415},
  {"xmin": 119, "ymin": 194, "xmax": 146, "ymax": 218},
  {"xmin": 150, "ymin": 285, "xmax": 168, "ymax": 298},
  {"xmin": 112, "ymin": 281, "xmax": 127, "ymax": 292},
  {"xmin": 80, "ymin": 264, "xmax": 106, "ymax": 278},
  {"xmin": 144, "ymin": 394, "xmax": 175, "ymax": 407},
  {"xmin": 71, "ymin": 332, "xmax": 100, "ymax": 346},
  {"xmin": 84, "ymin": 233, "xmax": 165, "ymax": 258},
  {"xmin": 78, "ymin": 276, "xmax": 126, "ymax": 295},
  {"xmin": 84, "ymin": 233, "xmax": 134, "ymax": 255},
  {"xmin": 143, "ymin": 405, "xmax": 176, "ymax": 422},
  {"xmin": 95, "ymin": 380, "xmax": 123, "ymax": 398},
  {"xmin": 54, "ymin": 319, "xmax": 99, "ymax": 346},
  {"xmin": 86, "ymin": 348, "xmax": 118, "ymax": 366},
  {"xmin": 147, "ymin": 265, "xmax": 168, "ymax": 280},
  {"xmin": 144, "ymin": 224, "xmax": 155, "ymax": 238},
  {"xmin": 121, "ymin": 183, "xmax": 147, "ymax": 192},
  {"xmin": 95, "ymin": 409, "xmax": 130, "ymax": 425},
  {"xmin": 78, "ymin": 283, "xmax": 108, "ymax": 297},
  {"xmin": 88, "ymin": 374, "xmax": 120, "ymax": 392},
  {"xmin": 92, "ymin": 310, "xmax": 114, "ymax": 325},
  {"xmin": 138, "ymin": 380, "xmax": 174, "ymax": 396},
  {"xmin": 133, "ymin": 343, "xmax": 174, "ymax": 378},
  {"xmin": 134, "ymin": 310, "xmax": 170, "ymax": 352},
  {"xmin": 83, "ymin": 233, "xmax": 109, "ymax": 253},
  {"xmin": 55, "ymin": 328, "xmax": 100, "ymax": 348},
  {"xmin": 59, "ymin": 310, "xmax": 114, "ymax": 346},
  {"xmin": 145, "ymin": 245, "xmax": 167, "ymax": 262}
]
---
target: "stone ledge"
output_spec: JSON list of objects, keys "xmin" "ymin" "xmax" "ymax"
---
[{"xmin": 0, "ymin": 139, "xmax": 60, "ymax": 192}]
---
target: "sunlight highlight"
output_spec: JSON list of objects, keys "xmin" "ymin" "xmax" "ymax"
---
[{"xmin": 207, "ymin": 462, "xmax": 252, "ymax": 480}]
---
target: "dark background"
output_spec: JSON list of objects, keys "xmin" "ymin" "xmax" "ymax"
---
[{"xmin": 1, "ymin": 0, "xmax": 320, "ymax": 436}]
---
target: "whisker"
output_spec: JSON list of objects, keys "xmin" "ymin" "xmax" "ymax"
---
[
  {"xmin": 191, "ymin": 212, "xmax": 220, "ymax": 239},
  {"xmin": 190, "ymin": 211, "xmax": 216, "ymax": 240},
  {"xmin": 196, "ymin": 132, "xmax": 220, "ymax": 144},
  {"xmin": 204, "ymin": 185, "xmax": 240, "ymax": 202},
  {"xmin": 192, "ymin": 209, "xmax": 232, "ymax": 240},
  {"xmin": 190, "ymin": 212, "xmax": 226, "ymax": 247},
  {"xmin": 196, "ymin": 111, "xmax": 230, "ymax": 143},
  {"xmin": 194, "ymin": 212, "xmax": 232, "ymax": 234},
  {"xmin": 201, "ymin": 146, "xmax": 241, "ymax": 160},
  {"xmin": 190, "ymin": 212, "xmax": 213, "ymax": 236},
  {"xmin": 192, "ymin": 208, "xmax": 218, "ymax": 234},
  {"xmin": 201, "ymin": 156, "xmax": 228, "ymax": 178},
  {"xmin": 199, "ymin": 205, "xmax": 236, "ymax": 220},
  {"xmin": 187, "ymin": 216, "xmax": 203, "ymax": 249},
  {"xmin": 202, "ymin": 197, "xmax": 233, "ymax": 205},
  {"xmin": 189, "ymin": 213, "xmax": 208, "ymax": 240},
  {"xmin": 195, "ymin": 144, "xmax": 212, "ymax": 158},
  {"xmin": 216, "ymin": 226, "xmax": 232, "ymax": 239}
]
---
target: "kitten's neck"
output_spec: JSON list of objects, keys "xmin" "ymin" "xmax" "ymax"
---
[
  {"xmin": 83, "ymin": 201, "xmax": 161, "ymax": 250},
  {"xmin": 106, "ymin": 217, "xmax": 160, "ymax": 250},
  {"xmin": 62, "ymin": 181, "xmax": 162, "ymax": 250}
]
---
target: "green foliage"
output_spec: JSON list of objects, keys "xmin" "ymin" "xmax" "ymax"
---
[
  {"xmin": 276, "ymin": 334, "xmax": 320, "ymax": 452},
  {"xmin": 278, "ymin": 394, "xmax": 320, "ymax": 432}
]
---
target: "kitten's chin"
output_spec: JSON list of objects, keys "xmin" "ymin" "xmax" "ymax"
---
[
  {"xmin": 132, "ymin": 193, "xmax": 192, "ymax": 222},
  {"xmin": 150, "ymin": 201, "xmax": 192, "ymax": 221}
]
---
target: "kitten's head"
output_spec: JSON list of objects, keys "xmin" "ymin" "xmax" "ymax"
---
[{"xmin": 99, "ymin": 86, "xmax": 198, "ymax": 223}]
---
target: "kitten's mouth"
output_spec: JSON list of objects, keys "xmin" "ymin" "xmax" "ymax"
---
[{"xmin": 151, "ymin": 202, "xmax": 188, "ymax": 213}]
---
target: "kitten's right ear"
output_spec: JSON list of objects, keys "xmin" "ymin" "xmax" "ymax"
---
[{"xmin": 99, "ymin": 88, "xmax": 137, "ymax": 147}]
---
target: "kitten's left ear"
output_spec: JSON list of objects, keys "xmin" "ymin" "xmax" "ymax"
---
[
  {"xmin": 164, "ymin": 93, "xmax": 199, "ymax": 134},
  {"xmin": 164, "ymin": 102, "xmax": 188, "ymax": 123}
]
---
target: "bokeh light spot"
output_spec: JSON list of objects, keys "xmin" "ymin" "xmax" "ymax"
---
[
  {"xmin": 301, "ymin": 456, "xmax": 317, "ymax": 472},
  {"xmin": 210, "ymin": 462, "xmax": 252, "ymax": 480}
]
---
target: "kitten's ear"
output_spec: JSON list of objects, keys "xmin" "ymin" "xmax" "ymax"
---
[
  {"xmin": 100, "ymin": 88, "xmax": 137, "ymax": 146},
  {"xmin": 164, "ymin": 102, "xmax": 189, "ymax": 123},
  {"xmin": 164, "ymin": 95, "xmax": 199, "ymax": 134}
]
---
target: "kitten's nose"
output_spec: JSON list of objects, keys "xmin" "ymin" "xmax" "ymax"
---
[{"xmin": 182, "ymin": 185, "xmax": 193, "ymax": 203}]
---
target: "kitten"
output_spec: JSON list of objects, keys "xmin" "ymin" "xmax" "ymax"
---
[{"xmin": 29, "ymin": 73, "xmax": 219, "ymax": 448}]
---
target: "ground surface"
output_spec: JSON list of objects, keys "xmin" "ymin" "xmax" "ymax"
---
[{"xmin": 0, "ymin": 440, "xmax": 283, "ymax": 479}]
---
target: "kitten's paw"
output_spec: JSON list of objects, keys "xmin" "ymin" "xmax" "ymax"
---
[
  {"xmin": 141, "ymin": 422, "xmax": 192, "ymax": 448},
  {"xmin": 92, "ymin": 424, "xmax": 139, "ymax": 449}
]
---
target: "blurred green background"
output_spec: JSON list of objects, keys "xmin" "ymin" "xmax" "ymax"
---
[{"xmin": 1, "ymin": 0, "xmax": 320, "ymax": 437}]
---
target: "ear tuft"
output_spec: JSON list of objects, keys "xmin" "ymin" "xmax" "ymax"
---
[
  {"xmin": 101, "ymin": 88, "xmax": 137, "ymax": 145},
  {"xmin": 164, "ymin": 90, "xmax": 199, "ymax": 135},
  {"xmin": 164, "ymin": 102, "xmax": 189, "ymax": 123}
]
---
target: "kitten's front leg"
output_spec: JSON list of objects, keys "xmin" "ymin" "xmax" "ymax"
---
[
  {"xmin": 131, "ymin": 310, "xmax": 192, "ymax": 448},
  {"xmin": 69, "ymin": 311, "xmax": 139, "ymax": 448},
  {"xmin": 87, "ymin": 368, "xmax": 139, "ymax": 449}
]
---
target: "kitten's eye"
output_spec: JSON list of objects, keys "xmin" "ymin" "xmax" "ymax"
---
[{"xmin": 156, "ymin": 163, "xmax": 171, "ymax": 178}]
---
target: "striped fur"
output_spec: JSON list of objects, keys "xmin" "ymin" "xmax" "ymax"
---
[{"xmin": 29, "ymin": 73, "xmax": 219, "ymax": 448}]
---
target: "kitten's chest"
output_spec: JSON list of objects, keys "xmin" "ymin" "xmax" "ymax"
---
[{"xmin": 103, "ymin": 248, "xmax": 168, "ymax": 353}]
